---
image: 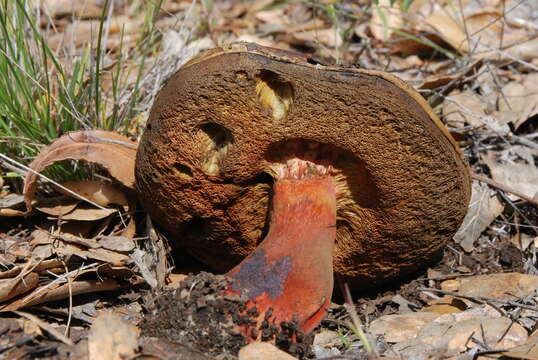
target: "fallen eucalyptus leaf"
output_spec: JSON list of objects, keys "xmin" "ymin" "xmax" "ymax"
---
[
  {"xmin": 23, "ymin": 130, "xmax": 137, "ymax": 213},
  {"xmin": 451, "ymin": 273, "xmax": 538, "ymax": 300},
  {"xmin": 0, "ymin": 273, "xmax": 39, "ymax": 303},
  {"xmin": 34, "ymin": 196, "xmax": 79, "ymax": 216},
  {"xmin": 482, "ymin": 151, "xmax": 538, "ymax": 201},
  {"xmin": 370, "ymin": 312, "xmax": 440, "ymax": 343},
  {"xmin": 59, "ymin": 180, "xmax": 128, "ymax": 208},
  {"xmin": 88, "ymin": 312, "xmax": 140, "ymax": 360},
  {"xmin": 454, "ymin": 181, "xmax": 504, "ymax": 252},
  {"xmin": 59, "ymin": 206, "xmax": 117, "ymax": 221},
  {"xmin": 98, "ymin": 236, "xmax": 136, "ymax": 252}
]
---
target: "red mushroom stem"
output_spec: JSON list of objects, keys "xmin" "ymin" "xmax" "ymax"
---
[{"xmin": 226, "ymin": 159, "xmax": 337, "ymax": 340}]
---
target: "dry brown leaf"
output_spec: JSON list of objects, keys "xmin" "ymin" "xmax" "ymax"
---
[
  {"xmin": 421, "ymin": 296, "xmax": 467, "ymax": 315},
  {"xmin": 88, "ymin": 312, "xmax": 140, "ymax": 360},
  {"xmin": 0, "ymin": 208, "xmax": 30, "ymax": 216},
  {"xmin": 0, "ymin": 237, "xmax": 30, "ymax": 261},
  {"xmin": 53, "ymin": 233, "xmax": 100, "ymax": 248},
  {"xmin": 369, "ymin": 0, "xmax": 405, "ymax": 41},
  {"xmin": 59, "ymin": 180, "xmax": 128, "ymax": 208},
  {"xmin": 0, "ymin": 259, "xmax": 62, "ymax": 280},
  {"xmin": 98, "ymin": 236, "xmax": 135, "ymax": 252},
  {"xmin": 443, "ymin": 89, "xmax": 488, "ymax": 128},
  {"xmin": 0, "ymin": 194, "xmax": 25, "ymax": 209},
  {"xmin": 40, "ymin": 0, "xmax": 107, "ymax": 18},
  {"xmin": 1, "ymin": 279, "xmax": 121, "ymax": 311},
  {"xmin": 34, "ymin": 196, "xmax": 79, "ymax": 216},
  {"xmin": 59, "ymin": 206, "xmax": 117, "ymax": 221},
  {"xmin": 30, "ymin": 229, "xmax": 54, "ymax": 246},
  {"xmin": 498, "ymin": 73, "xmax": 538, "ymax": 130},
  {"xmin": 58, "ymin": 220, "xmax": 97, "ymax": 238},
  {"xmin": 450, "ymin": 273, "xmax": 538, "ymax": 300},
  {"xmin": 0, "ymin": 194, "xmax": 30, "ymax": 216},
  {"xmin": 255, "ymin": 8, "xmax": 287, "ymax": 27},
  {"xmin": 0, "ymin": 272, "xmax": 39, "ymax": 303},
  {"xmin": 370, "ymin": 312, "xmax": 440, "ymax": 343},
  {"xmin": 418, "ymin": 314, "xmax": 527, "ymax": 355},
  {"xmin": 454, "ymin": 181, "xmax": 504, "ymax": 252},
  {"xmin": 119, "ymin": 216, "xmax": 137, "ymax": 238},
  {"xmin": 55, "ymin": 241, "xmax": 129, "ymax": 264},
  {"xmin": 51, "ymin": 231, "xmax": 134, "ymax": 252},
  {"xmin": 482, "ymin": 151, "xmax": 538, "ymax": 200},
  {"xmin": 16, "ymin": 317, "xmax": 43, "ymax": 337},
  {"xmin": 405, "ymin": 0, "xmax": 538, "ymax": 61},
  {"xmin": 500, "ymin": 330, "xmax": 538, "ymax": 360},
  {"xmin": 23, "ymin": 130, "xmax": 137, "ymax": 213},
  {"xmin": 291, "ymin": 28, "xmax": 342, "ymax": 49},
  {"xmin": 47, "ymin": 16, "xmax": 141, "ymax": 52},
  {"xmin": 238, "ymin": 342, "xmax": 296, "ymax": 360},
  {"xmin": 32, "ymin": 244, "xmax": 53, "ymax": 261}
]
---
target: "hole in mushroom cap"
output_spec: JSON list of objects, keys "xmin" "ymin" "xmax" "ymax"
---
[
  {"xmin": 198, "ymin": 123, "xmax": 234, "ymax": 176},
  {"xmin": 235, "ymin": 70, "xmax": 248, "ymax": 80},
  {"xmin": 173, "ymin": 162, "xmax": 193, "ymax": 180},
  {"xmin": 255, "ymin": 70, "xmax": 294, "ymax": 122}
]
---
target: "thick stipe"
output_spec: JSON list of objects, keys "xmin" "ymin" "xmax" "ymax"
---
[{"xmin": 226, "ymin": 175, "xmax": 336, "ymax": 339}]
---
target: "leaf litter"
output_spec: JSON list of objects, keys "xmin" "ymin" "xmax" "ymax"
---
[{"xmin": 1, "ymin": 0, "xmax": 538, "ymax": 359}]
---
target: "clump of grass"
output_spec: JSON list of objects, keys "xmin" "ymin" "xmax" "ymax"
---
[{"xmin": 0, "ymin": 0, "xmax": 160, "ymax": 176}]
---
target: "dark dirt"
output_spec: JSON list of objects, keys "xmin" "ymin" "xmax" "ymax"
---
[{"xmin": 140, "ymin": 271, "xmax": 313, "ymax": 359}]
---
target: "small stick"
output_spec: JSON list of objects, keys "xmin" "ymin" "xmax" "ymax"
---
[
  {"xmin": 418, "ymin": 287, "xmax": 538, "ymax": 312},
  {"xmin": 470, "ymin": 171, "xmax": 538, "ymax": 207}
]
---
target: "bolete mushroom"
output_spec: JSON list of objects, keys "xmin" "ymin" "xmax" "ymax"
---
[{"xmin": 136, "ymin": 42, "xmax": 471, "ymax": 337}]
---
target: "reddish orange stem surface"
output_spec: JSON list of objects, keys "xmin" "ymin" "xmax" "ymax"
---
[{"xmin": 226, "ymin": 175, "xmax": 336, "ymax": 339}]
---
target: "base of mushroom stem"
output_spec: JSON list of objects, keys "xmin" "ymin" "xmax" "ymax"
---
[
  {"xmin": 227, "ymin": 294, "xmax": 332, "ymax": 343},
  {"xmin": 225, "ymin": 158, "xmax": 337, "ymax": 342}
]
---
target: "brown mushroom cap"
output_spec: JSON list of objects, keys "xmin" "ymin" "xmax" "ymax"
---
[{"xmin": 135, "ymin": 42, "xmax": 471, "ymax": 287}]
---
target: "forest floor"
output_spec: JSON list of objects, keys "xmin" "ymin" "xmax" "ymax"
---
[{"xmin": 1, "ymin": 0, "xmax": 537, "ymax": 359}]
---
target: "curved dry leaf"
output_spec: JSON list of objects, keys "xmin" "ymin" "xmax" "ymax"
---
[
  {"xmin": 482, "ymin": 151, "xmax": 538, "ymax": 201},
  {"xmin": 369, "ymin": 0, "xmax": 405, "ymax": 41},
  {"xmin": 0, "ymin": 260, "xmax": 62, "ymax": 280},
  {"xmin": 34, "ymin": 196, "xmax": 79, "ymax": 216},
  {"xmin": 55, "ymin": 241, "xmax": 129, "ymax": 264},
  {"xmin": 0, "ymin": 208, "xmax": 31, "ymax": 216},
  {"xmin": 0, "ymin": 194, "xmax": 29, "ymax": 217},
  {"xmin": 453, "ymin": 181, "xmax": 504, "ymax": 252},
  {"xmin": 452, "ymin": 273, "xmax": 538, "ymax": 300},
  {"xmin": 370, "ymin": 312, "xmax": 441, "ymax": 343},
  {"xmin": 498, "ymin": 73, "xmax": 538, "ymax": 130},
  {"xmin": 501, "ymin": 330, "xmax": 538, "ymax": 359},
  {"xmin": 1, "ymin": 279, "xmax": 121, "ymax": 311},
  {"xmin": 23, "ymin": 130, "xmax": 138, "ymax": 213},
  {"xmin": 119, "ymin": 217, "xmax": 137, "ymax": 238},
  {"xmin": 0, "ymin": 194, "xmax": 25, "ymax": 209},
  {"xmin": 98, "ymin": 236, "xmax": 136, "ymax": 252},
  {"xmin": 60, "ymin": 206, "xmax": 117, "ymax": 221},
  {"xmin": 0, "ymin": 272, "xmax": 39, "ymax": 303},
  {"xmin": 418, "ymin": 315, "xmax": 527, "ymax": 355},
  {"xmin": 60, "ymin": 180, "xmax": 128, "ymax": 208}
]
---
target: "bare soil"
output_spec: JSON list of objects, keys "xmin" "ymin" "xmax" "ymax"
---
[{"xmin": 140, "ymin": 271, "xmax": 312, "ymax": 359}]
